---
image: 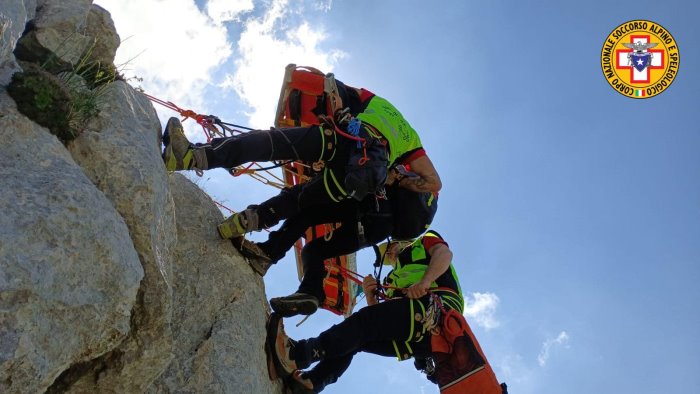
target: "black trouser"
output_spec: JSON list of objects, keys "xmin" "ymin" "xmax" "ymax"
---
[
  {"xmin": 297, "ymin": 296, "xmax": 433, "ymax": 392},
  {"xmin": 258, "ymin": 199, "xmax": 361, "ymax": 262},
  {"xmin": 297, "ymin": 202, "xmax": 392, "ymax": 301},
  {"xmin": 198, "ymin": 126, "xmax": 352, "ymax": 227},
  {"xmin": 199, "ymin": 126, "xmax": 387, "ymax": 228},
  {"xmin": 201, "ymin": 126, "xmax": 343, "ymax": 169},
  {"xmin": 258, "ymin": 196, "xmax": 393, "ymax": 298}
]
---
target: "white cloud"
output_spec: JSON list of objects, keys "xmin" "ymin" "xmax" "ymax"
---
[
  {"xmin": 206, "ymin": 0, "xmax": 254, "ymax": 25},
  {"xmin": 497, "ymin": 353, "xmax": 532, "ymax": 386},
  {"xmin": 537, "ymin": 331, "xmax": 570, "ymax": 367},
  {"xmin": 90, "ymin": 0, "xmax": 344, "ymax": 210},
  {"xmin": 311, "ymin": 0, "xmax": 334, "ymax": 12},
  {"xmin": 464, "ymin": 292, "xmax": 501, "ymax": 330},
  {"xmin": 94, "ymin": 0, "xmax": 232, "ymax": 121},
  {"xmin": 224, "ymin": 0, "xmax": 346, "ymax": 128},
  {"xmin": 96, "ymin": 0, "xmax": 344, "ymax": 133}
]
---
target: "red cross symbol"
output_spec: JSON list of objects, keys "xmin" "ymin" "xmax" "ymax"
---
[{"xmin": 615, "ymin": 35, "xmax": 665, "ymax": 83}]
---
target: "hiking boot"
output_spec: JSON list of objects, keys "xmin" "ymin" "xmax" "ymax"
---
[
  {"xmin": 249, "ymin": 258, "xmax": 273, "ymax": 277},
  {"xmin": 286, "ymin": 371, "xmax": 315, "ymax": 394},
  {"xmin": 267, "ymin": 313, "xmax": 298, "ymax": 379},
  {"xmin": 270, "ymin": 292, "xmax": 319, "ymax": 318},
  {"xmin": 162, "ymin": 117, "xmax": 195, "ymax": 171},
  {"xmin": 217, "ymin": 208, "xmax": 260, "ymax": 239},
  {"xmin": 234, "ymin": 237, "xmax": 274, "ymax": 276}
]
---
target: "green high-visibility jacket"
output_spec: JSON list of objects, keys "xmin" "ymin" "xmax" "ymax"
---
[
  {"xmin": 384, "ymin": 231, "xmax": 463, "ymax": 312},
  {"xmin": 356, "ymin": 95, "xmax": 423, "ymax": 166}
]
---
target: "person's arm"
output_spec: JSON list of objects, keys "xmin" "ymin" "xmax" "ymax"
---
[
  {"xmin": 397, "ymin": 155, "xmax": 442, "ymax": 193},
  {"xmin": 362, "ymin": 275, "xmax": 380, "ymax": 306},
  {"xmin": 404, "ymin": 243, "xmax": 453, "ymax": 299}
]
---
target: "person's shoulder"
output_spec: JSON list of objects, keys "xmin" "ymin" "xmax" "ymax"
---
[
  {"xmin": 422, "ymin": 230, "xmax": 448, "ymax": 250},
  {"xmin": 359, "ymin": 88, "xmax": 375, "ymax": 103}
]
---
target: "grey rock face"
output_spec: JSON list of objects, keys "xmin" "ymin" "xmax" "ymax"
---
[
  {"xmin": 14, "ymin": 0, "xmax": 94, "ymax": 69},
  {"xmin": 2, "ymin": 0, "xmax": 119, "ymax": 86},
  {"xmin": 0, "ymin": 0, "xmax": 283, "ymax": 392},
  {"xmin": 84, "ymin": 4, "xmax": 120, "ymax": 66},
  {"xmin": 147, "ymin": 174, "xmax": 282, "ymax": 394},
  {"xmin": 0, "ymin": 92, "xmax": 144, "ymax": 394},
  {"xmin": 66, "ymin": 80, "xmax": 176, "ymax": 393},
  {"xmin": 13, "ymin": 0, "xmax": 120, "ymax": 73},
  {"xmin": 0, "ymin": 0, "xmax": 37, "ymax": 85}
]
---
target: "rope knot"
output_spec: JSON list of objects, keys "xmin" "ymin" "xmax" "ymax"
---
[{"xmin": 180, "ymin": 109, "xmax": 198, "ymax": 120}]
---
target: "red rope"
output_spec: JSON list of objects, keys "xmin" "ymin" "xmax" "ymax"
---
[
  {"xmin": 145, "ymin": 93, "xmax": 268, "ymax": 174},
  {"xmin": 233, "ymin": 162, "xmax": 256, "ymax": 177},
  {"xmin": 329, "ymin": 120, "xmax": 370, "ymax": 165},
  {"xmin": 329, "ymin": 263, "xmax": 395, "ymax": 301},
  {"xmin": 332, "ymin": 264, "xmax": 364, "ymax": 285},
  {"xmin": 144, "ymin": 93, "xmax": 216, "ymax": 141},
  {"xmin": 332, "ymin": 123, "xmax": 365, "ymax": 142},
  {"xmin": 329, "ymin": 262, "xmax": 460, "ymax": 304},
  {"xmin": 213, "ymin": 200, "xmax": 237, "ymax": 214}
]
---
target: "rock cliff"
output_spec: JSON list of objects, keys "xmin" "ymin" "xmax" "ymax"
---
[{"xmin": 0, "ymin": 1, "xmax": 280, "ymax": 392}]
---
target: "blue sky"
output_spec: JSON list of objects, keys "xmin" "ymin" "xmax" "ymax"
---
[{"xmin": 96, "ymin": 0, "xmax": 700, "ymax": 392}]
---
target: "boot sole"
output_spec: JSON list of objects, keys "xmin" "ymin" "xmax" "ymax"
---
[
  {"xmin": 265, "ymin": 314, "xmax": 279, "ymax": 381},
  {"xmin": 284, "ymin": 373, "xmax": 315, "ymax": 394},
  {"xmin": 266, "ymin": 313, "xmax": 294, "ymax": 379},
  {"xmin": 270, "ymin": 298, "xmax": 318, "ymax": 318},
  {"xmin": 230, "ymin": 237, "xmax": 271, "ymax": 276},
  {"xmin": 247, "ymin": 258, "xmax": 270, "ymax": 276}
]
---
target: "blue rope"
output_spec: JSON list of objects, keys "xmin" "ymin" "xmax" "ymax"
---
[{"xmin": 347, "ymin": 118, "xmax": 362, "ymax": 148}]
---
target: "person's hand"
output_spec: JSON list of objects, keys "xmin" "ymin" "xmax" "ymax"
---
[
  {"xmin": 404, "ymin": 279, "xmax": 431, "ymax": 299},
  {"xmin": 362, "ymin": 275, "xmax": 378, "ymax": 294},
  {"xmin": 362, "ymin": 275, "xmax": 379, "ymax": 306},
  {"xmin": 385, "ymin": 168, "xmax": 399, "ymax": 186}
]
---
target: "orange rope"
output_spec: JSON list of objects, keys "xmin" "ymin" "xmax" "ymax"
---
[
  {"xmin": 331, "ymin": 264, "xmax": 395, "ymax": 301},
  {"xmin": 144, "ymin": 93, "xmax": 224, "ymax": 142},
  {"xmin": 331, "ymin": 263, "xmax": 459, "ymax": 303},
  {"xmin": 145, "ymin": 93, "xmax": 289, "ymax": 188}
]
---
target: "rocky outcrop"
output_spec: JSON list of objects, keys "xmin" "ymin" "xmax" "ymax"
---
[
  {"xmin": 0, "ymin": 91, "xmax": 144, "ymax": 393},
  {"xmin": 83, "ymin": 5, "xmax": 120, "ymax": 66},
  {"xmin": 0, "ymin": 1, "xmax": 280, "ymax": 393},
  {"xmin": 14, "ymin": 0, "xmax": 95, "ymax": 70},
  {"xmin": 147, "ymin": 175, "xmax": 279, "ymax": 393},
  {"xmin": 64, "ymin": 80, "xmax": 175, "ymax": 393},
  {"xmin": 0, "ymin": 0, "xmax": 37, "ymax": 85}
]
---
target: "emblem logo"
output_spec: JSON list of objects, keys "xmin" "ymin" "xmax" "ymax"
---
[{"xmin": 601, "ymin": 20, "xmax": 679, "ymax": 98}]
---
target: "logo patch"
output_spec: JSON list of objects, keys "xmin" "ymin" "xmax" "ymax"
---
[{"xmin": 601, "ymin": 20, "xmax": 680, "ymax": 98}]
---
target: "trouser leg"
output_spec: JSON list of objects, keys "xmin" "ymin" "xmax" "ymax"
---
[
  {"xmin": 292, "ymin": 197, "xmax": 394, "ymax": 298},
  {"xmin": 318, "ymin": 297, "xmax": 426, "ymax": 357},
  {"xmin": 257, "ymin": 189, "xmax": 393, "ymax": 262},
  {"xmin": 198, "ymin": 126, "xmax": 326, "ymax": 168},
  {"xmin": 303, "ymin": 341, "xmax": 398, "ymax": 392},
  {"xmin": 254, "ymin": 165, "xmax": 350, "ymax": 228},
  {"xmin": 303, "ymin": 354, "xmax": 353, "ymax": 393},
  {"xmin": 258, "ymin": 200, "xmax": 359, "ymax": 262},
  {"xmin": 297, "ymin": 222, "xmax": 362, "ymax": 301},
  {"xmin": 294, "ymin": 298, "xmax": 430, "ymax": 391}
]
